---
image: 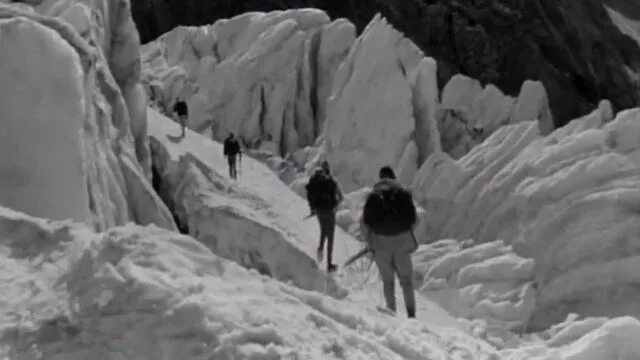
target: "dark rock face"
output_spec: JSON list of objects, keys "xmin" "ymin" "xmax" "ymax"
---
[{"xmin": 131, "ymin": 0, "xmax": 640, "ymax": 127}]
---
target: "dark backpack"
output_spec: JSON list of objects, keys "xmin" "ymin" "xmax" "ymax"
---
[
  {"xmin": 174, "ymin": 101, "xmax": 188, "ymax": 116},
  {"xmin": 363, "ymin": 179, "xmax": 417, "ymax": 236},
  {"xmin": 224, "ymin": 138, "xmax": 240, "ymax": 156},
  {"xmin": 306, "ymin": 172, "xmax": 339, "ymax": 211}
]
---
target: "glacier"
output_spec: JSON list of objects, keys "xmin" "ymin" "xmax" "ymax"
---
[{"xmin": 2, "ymin": 0, "xmax": 640, "ymax": 359}]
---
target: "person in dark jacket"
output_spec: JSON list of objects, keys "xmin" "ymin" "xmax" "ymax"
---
[
  {"xmin": 223, "ymin": 133, "xmax": 242, "ymax": 180},
  {"xmin": 360, "ymin": 166, "xmax": 418, "ymax": 318},
  {"xmin": 173, "ymin": 98, "xmax": 188, "ymax": 138},
  {"xmin": 306, "ymin": 161, "xmax": 343, "ymax": 272}
]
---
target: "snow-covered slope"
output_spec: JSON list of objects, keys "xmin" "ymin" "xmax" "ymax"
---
[
  {"xmin": 413, "ymin": 102, "xmax": 640, "ymax": 330},
  {"xmin": 148, "ymin": 108, "xmax": 362, "ymax": 298},
  {"xmin": 0, "ymin": 2, "xmax": 175, "ymax": 231},
  {"xmin": 147, "ymin": 109, "xmax": 465, "ymax": 329},
  {"xmin": 3, "ymin": 197, "xmax": 640, "ymax": 359},
  {"xmin": 0, "ymin": 205, "xmax": 502, "ymax": 360}
]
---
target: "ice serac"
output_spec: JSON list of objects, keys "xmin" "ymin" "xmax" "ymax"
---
[
  {"xmin": 321, "ymin": 15, "xmax": 421, "ymax": 192},
  {"xmin": 0, "ymin": 16, "xmax": 89, "ymax": 224},
  {"xmin": 411, "ymin": 57, "xmax": 441, "ymax": 165},
  {"xmin": 148, "ymin": 109, "xmax": 363, "ymax": 299},
  {"xmin": 417, "ymin": 240, "xmax": 536, "ymax": 331},
  {"xmin": 511, "ymin": 80, "xmax": 554, "ymax": 135},
  {"xmin": 37, "ymin": 0, "xmax": 151, "ymax": 176},
  {"xmin": 414, "ymin": 104, "xmax": 640, "ymax": 330},
  {"xmin": 0, "ymin": 4, "xmax": 175, "ymax": 231},
  {"xmin": 141, "ymin": 9, "xmax": 355, "ymax": 157},
  {"xmin": 0, "ymin": 205, "xmax": 504, "ymax": 360},
  {"xmin": 436, "ymin": 76, "xmax": 551, "ymax": 160}
]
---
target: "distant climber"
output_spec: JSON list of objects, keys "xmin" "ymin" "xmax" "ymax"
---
[
  {"xmin": 360, "ymin": 166, "xmax": 418, "ymax": 318},
  {"xmin": 173, "ymin": 98, "xmax": 188, "ymax": 138},
  {"xmin": 306, "ymin": 161, "xmax": 343, "ymax": 273},
  {"xmin": 223, "ymin": 133, "xmax": 242, "ymax": 180}
]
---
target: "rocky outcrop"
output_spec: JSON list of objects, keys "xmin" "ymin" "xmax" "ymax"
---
[
  {"xmin": 131, "ymin": 0, "xmax": 640, "ymax": 128},
  {"xmin": 413, "ymin": 103, "xmax": 640, "ymax": 330},
  {"xmin": 0, "ymin": 3, "xmax": 175, "ymax": 231},
  {"xmin": 140, "ymin": 10, "xmax": 356, "ymax": 157},
  {"xmin": 416, "ymin": 240, "xmax": 536, "ymax": 331},
  {"xmin": 147, "ymin": 108, "xmax": 366, "ymax": 299}
]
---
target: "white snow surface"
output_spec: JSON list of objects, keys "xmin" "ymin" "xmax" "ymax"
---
[
  {"xmin": 147, "ymin": 109, "xmax": 467, "ymax": 328},
  {"xmin": 0, "ymin": 2, "xmax": 174, "ymax": 232},
  {"xmin": 0, "ymin": 205, "xmax": 502, "ymax": 360},
  {"xmin": 413, "ymin": 103, "xmax": 640, "ymax": 329},
  {"xmin": 416, "ymin": 240, "xmax": 536, "ymax": 331}
]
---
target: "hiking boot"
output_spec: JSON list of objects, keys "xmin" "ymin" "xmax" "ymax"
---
[
  {"xmin": 327, "ymin": 264, "xmax": 338, "ymax": 273},
  {"xmin": 316, "ymin": 249, "xmax": 324, "ymax": 262}
]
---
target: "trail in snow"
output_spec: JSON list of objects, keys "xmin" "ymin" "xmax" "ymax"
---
[{"xmin": 148, "ymin": 110, "xmax": 464, "ymax": 330}]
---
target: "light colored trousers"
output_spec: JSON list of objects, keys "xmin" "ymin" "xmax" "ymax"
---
[{"xmin": 368, "ymin": 230, "xmax": 417, "ymax": 318}]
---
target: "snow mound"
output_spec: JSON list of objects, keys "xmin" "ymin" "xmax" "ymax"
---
[
  {"xmin": 415, "ymin": 240, "xmax": 536, "ymax": 331},
  {"xmin": 141, "ymin": 9, "xmax": 356, "ymax": 156},
  {"xmin": 0, "ymin": 205, "xmax": 503, "ymax": 359},
  {"xmin": 413, "ymin": 103, "xmax": 640, "ymax": 329},
  {"xmin": 0, "ymin": 3, "xmax": 174, "ymax": 231}
]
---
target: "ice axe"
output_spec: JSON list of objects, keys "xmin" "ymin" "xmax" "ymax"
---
[{"xmin": 343, "ymin": 247, "xmax": 372, "ymax": 268}]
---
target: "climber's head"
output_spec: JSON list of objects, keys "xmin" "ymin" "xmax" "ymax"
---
[
  {"xmin": 379, "ymin": 166, "xmax": 396, "ymax": 180},
  {"xmin": 320, "ymin": 161, "xmax": 331, "ymax": 175}
]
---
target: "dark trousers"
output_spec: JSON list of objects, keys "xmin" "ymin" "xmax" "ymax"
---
[
  {"xmin": 316, "ymin": 210, "xmax": 336, "ymax": 269},
  {"xmin": 227, "ymin": 155, "xmax": 237, "ymax": 179}
]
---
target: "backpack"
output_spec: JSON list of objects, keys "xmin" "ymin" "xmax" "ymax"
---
[
  {"xmin": 224, "ymin": 138, "xmax": 240, "ymax": 156},
  {"xmin": 174, "ymin": 101, "xmax": 188, "ymax": 116},
  {"xmin": 306, "ymin": 172, "xmax": 339, "ymax": 211},
  {"xmin": 363, "ymin": 179, "xmax": 417, "ymax": 236}
]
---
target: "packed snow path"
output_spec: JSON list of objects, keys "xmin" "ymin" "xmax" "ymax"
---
[{"xmin": 148, "ymin": 109, "xmax": 460, "ymax": 328}]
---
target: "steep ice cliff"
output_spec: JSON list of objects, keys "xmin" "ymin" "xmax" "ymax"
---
[
  {"xmin": 0, "ymin": 2, "xmax": 175, "ymax": 231},
  {"xmin": 140, "ymin": 9, "xmax": 356, "ymax": 156}
]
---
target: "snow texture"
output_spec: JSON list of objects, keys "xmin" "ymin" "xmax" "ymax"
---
[
  {"xmin": 413, "ymin": 104, "xmax": 640, "ymax": 330},
  {"xmin": 416, "ymin": 240, "xmax": 536, "ymax": 331},
  {"xmin": 0, "ymin": 205, "xmax": 501, "ymax": 360},
  {"xmin": 0, "ymin": 2, "xmax": 175, "ymax": 232}
]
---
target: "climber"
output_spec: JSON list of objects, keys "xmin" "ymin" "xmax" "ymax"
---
[
  {"xmin": 360, "ymin": 166, "xmax": 418, "ymax": 318},
  {"xmin": 223, "ymin": 132, "xmax": 242, "ymax": 180},
  {"xmin": 306, "ymin": 161, "xmax": 343, "ymax": 273},
  {"xmin": 173, "ymin": 98, "xmax": 189, "ymax": 138}
]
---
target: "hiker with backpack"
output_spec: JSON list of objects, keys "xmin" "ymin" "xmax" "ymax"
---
[
  {"xmin": 223, "ymin": 133, "xmax": 242, "ymax": 180},
  {"xmin": 173, "ymin": 98, "xmax": 189, "ymax": 138},
  {"xmin": 360, "ymin": 166, "xmax": 418, "ymax": 318},
  {"xmin": 306, "ymin": 161, "xmax": 343, "ymax": 273}
]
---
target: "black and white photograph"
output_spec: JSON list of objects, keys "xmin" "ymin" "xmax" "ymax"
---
[{"xmin": 1, "ymin": 0, "xmax": 640, "ymax": 358}]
